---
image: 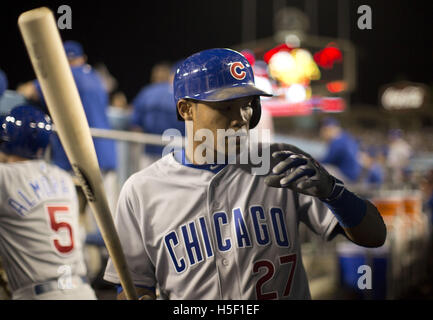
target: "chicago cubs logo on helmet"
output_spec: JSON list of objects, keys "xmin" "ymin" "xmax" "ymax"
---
[{"xmin": 230, "ymin": 62, "xmax": 246, "ymax": 80}]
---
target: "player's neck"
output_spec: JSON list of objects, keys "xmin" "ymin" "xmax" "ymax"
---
[
  {"xmin": 185, "ymin": 145, "xmax": 228, "ymax": 165},
  {"xmin": 4, "ymin": 154, "xmax": 31, "ymax": 163},
  {"xmin": 184, "ymin": 146, "xmax": 214, "ymax": 165}
]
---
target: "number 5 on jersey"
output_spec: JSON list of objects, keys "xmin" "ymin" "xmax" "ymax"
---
[{"xmin": 45, "ymin": 205, "xmax": 74, "ymax": 254}]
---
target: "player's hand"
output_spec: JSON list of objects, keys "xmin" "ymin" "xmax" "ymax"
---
[{"xmin": 264, "ymin": 144, "xmax": 335, "ymax": 199}]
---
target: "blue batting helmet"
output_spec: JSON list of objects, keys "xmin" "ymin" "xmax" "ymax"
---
[
  {"xmin": 173, "ymin": 48, "xmax": 272, "ymax": 129},
  {"xmin": 0, "ymin": 105, "xmax": 52, "ymax": 159}
]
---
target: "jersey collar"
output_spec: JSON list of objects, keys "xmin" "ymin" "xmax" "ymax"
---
[{"xmin": 173, "ymin": 149, "xmax": 227, "ymax": 174}]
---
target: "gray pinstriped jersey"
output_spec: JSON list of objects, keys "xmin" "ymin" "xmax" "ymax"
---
[
  {"xmin": 104, "ymin": 144, "xmax": 338, "ymax": 299},
  {"xmin": 0, "ymin": 160, "xmax": 87, "ymax": 292}
]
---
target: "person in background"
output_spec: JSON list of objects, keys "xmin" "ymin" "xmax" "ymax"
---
[
  {"xmin": 130, "ymin": 61, "xmax": 185, "ymax": 169},
  {"xmin": 319, "ymin": 117, "xmax": 362, "ymax": 184},
  {"xmin": 359, "ymin": 145, "xmax": 385, "ymax": 189},
  {"xmin": 149, "ymin": 61, "xmax": 172, "ymax": 84},
  {"xmin": 93, "ymin": 62, "xmax": 133, "ymax": 129},
  {"xmin": 386, "ymin": 129, "xmax": 412, "ymax": 186}
]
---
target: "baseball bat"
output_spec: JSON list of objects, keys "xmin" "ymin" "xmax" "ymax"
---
[{"xmin": 18, "ymin": 7, "xmax": 138, "ymax": 300}]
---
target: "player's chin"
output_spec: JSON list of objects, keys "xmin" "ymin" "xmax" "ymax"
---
[{"xmin": 223, "ymin": 137, "xmax": 242, "ymax": 152}]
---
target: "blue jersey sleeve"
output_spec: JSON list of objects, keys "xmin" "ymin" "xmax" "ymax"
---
[{"xmin": 321, "ymin": 139, "xmax": 343, "ymax": 165}]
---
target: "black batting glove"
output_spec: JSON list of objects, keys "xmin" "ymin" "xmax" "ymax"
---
[{"xmin": 264, "ymin": 144, "xmax": 335, "ymax": 199}]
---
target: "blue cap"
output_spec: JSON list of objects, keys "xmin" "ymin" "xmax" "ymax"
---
[
  {"xmin": 63, "ymin": 40, "xmax": 84, "ymax": 59},
  {"xmin": 0, "ymin": 69, "xmax": 8, "ymax": 97}
]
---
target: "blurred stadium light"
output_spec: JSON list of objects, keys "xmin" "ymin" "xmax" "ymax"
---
[{"xmin": 236, "ymin": 4, "xmax": 356, "ymax": 119}]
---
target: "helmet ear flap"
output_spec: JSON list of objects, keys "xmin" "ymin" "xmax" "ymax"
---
[
  {"xmin": 249, "ymin": 97, "xmax": 262, "ymax": 129},
  {"xmin": 176, "ymin": 100, "xmax": 183, "ymax": 121}
]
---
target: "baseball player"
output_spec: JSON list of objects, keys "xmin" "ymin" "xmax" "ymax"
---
[
  {"xmin": 104, "ymin": 48, "xmax": 386, "ymax": 300},
  {"xmin": 0, "ymin": 105, "xmax": 96, "ymax": 300}
]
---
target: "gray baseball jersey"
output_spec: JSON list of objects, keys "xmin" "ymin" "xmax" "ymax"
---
[
  {"xmin": 0, "ymin": 160, "xmax": 92, "ymax": 298},
  {"xmin": 104, "ymin": 144, "xmax": 338, "ymax": 299}
]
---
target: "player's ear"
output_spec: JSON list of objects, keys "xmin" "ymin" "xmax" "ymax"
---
[{"xmin": 177, "ymin": 99, "xmax": 193, "ymax": 121}]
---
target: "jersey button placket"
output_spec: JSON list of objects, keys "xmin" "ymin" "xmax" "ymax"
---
[
  {"xmin": 211, "ymin": 174, "xmax": 240, "ymax": 299},
  {"xmin": 207, "ymin": 178, "xmax": 222, "ymax": 298},
  {"xmin": 209, "ymin": 176, "xmax": 232, "ymax": 298}
]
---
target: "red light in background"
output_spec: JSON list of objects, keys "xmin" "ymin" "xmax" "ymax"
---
[
  {"xmin": 314, "ymin": 44, "xmax": 343, "ymax": 69},
  {"xmin": 320, "ymin": 98, "xmax": 346, "ymax": 112},
  {"xmin": 262, "ymin": 99, "xmax": 313, "ymax": 117},
  {"xmin": 262, "ymin": 97, "xmax": 346, "ymax": 117},
  {"xmin": 263, "ymin": 43, "xmax": 293, "ymax": 64},
  {"xmin": 326, "ymin": 81, "xmax": 347, "ymax": 93}
]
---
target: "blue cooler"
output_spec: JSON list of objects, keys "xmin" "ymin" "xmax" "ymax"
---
[{"xmin": 337, "ymin": 242, "xmax": 389, "ymax": 299}]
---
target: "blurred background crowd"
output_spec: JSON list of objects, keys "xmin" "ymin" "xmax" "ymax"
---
[{"xmin": 0, "ymin": 0, "xmax": 432, "ymax": 300}]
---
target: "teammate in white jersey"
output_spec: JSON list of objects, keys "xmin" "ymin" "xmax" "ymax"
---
[
  {"xmin": 104, "ymin": 49, "xmax": 386, "ymax": 300},
  {"xmin": 0, "ymin": 105, "xmax": 96, "ymax": 300}
]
